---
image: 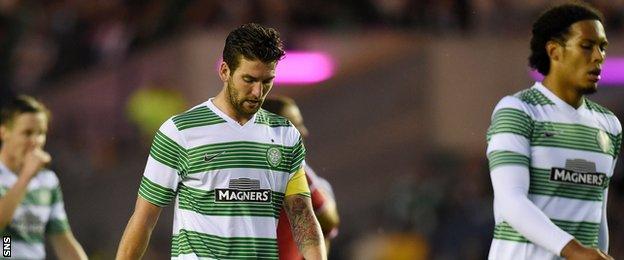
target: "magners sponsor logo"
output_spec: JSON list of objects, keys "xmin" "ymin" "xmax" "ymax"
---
[
  {"xmin": 549, "ymin": 168, "xmax": 606, "ymax": 187},
  {"xmin": 215, "ymin": 177, "xmax": 272, "ymax": 203},
  {"xmin": 215, "ymin": 189, "xmax": 272, "ymax": 203}
]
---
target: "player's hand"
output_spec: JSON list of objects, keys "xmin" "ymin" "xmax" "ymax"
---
[
  {"xmin": 21, "ymin": 148, "xmax": 51, "ymax": 179},
  {"xmin": 561, "ymin": 239, "xmax": 613, "ymax": 260}
]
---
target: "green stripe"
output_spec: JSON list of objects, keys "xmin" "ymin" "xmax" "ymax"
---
[
  {"xmin": 515, "ymin": 88, "xmax": 555, "ymax": 105},
  {"xmin": 138, "ymin": 177, "xmax": 177, "ymax": 207},
  {"xmin": 149, "ymin": 131, "xmax": 188, "ymax": 173},
  {"xmin": 171, "ymin": 229, "xmax": 277, "ymax": 259},
  {"xmin": 17, "ymin": 187, "xmax": 60, "ymax": 206},
  {"xmin": 528, "ymin": 168, "xmax": 607, "ymax": 201},
  {"xmin": 177, "ymin": 184, "xmax": 284, "ymax": 218},
  {"xmin": 186, "ymin": 141, "xmax": 304, "ymax": 175},
  {"xmin": 46, "ymin": 219, "xmax": 69, "ymax": 234},
  {"xmin": 172, "ymin": 106, "xmax": 226, "ymax": 130},
  {"xmin": 532, "ymin": 122, "xmax": 619, "ymax": 157},
  {"xmin": 255, "ymin": 110, "xmax": 292, "ymax": 127},
  {"xmin": 290, "ymin": 138, "xmax": 305, "ymax": 173},
  {"xmin": 487, "ymin": 108, "xmax": 533, "ymax": 141},
  {"xmin": 488, "ymin": 151, "xmax": 529, "ymax": 170},
  {"xmin": 494, "ymin": 220, "xmax": 599, "ymax": 247}
]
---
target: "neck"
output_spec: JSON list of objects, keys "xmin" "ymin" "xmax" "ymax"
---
[
  {"xmin": 542, "ymin": 76, "xmax": 584, "ymax": 108},
  {"xmin": 213, "ymin": 90, "xmax": 252, "ymax": 125},
  {"xmin": 0, "ymin": 150, "xmax": 21, "ymax": 174}
]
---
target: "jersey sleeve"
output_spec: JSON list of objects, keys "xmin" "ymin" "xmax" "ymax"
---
[
  {"xmin": 487, "ymin": 96, "xmax": 574, "ymax": 255},
  {"xmin": 289, "ymin": 136, "xmax": 306, "ymax": 174},
  {"xmin": 138, "ymin": 119, "xmax": 186, "ymax": 207},
  {"xmin": 284, "ymin": 130, "xmax": 309, "ymax": 196},
  {"xmin": 46, "ymin": 181, "xmax": 70, "ymax": 234}
]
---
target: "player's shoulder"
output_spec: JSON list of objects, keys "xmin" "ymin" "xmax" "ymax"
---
[
  {"xmin": 585, "ymin": 98, "xmax": 622, "ymax": 133},
  {"xmin": 255, "ymin": 108, "xmax": 292, "ymax": 128},
  {"xmin": 512, "ymin": 87, "xmax": 555, "ymax": 106},
  {"xmin": 492, "ymin": 86, "xmax": 553, "ymax": 115},
  {"xmin": 585, "ymin": 98, "xmax": 617, "ymax": 117},
  {"xmin": 37, "ymin": 168, "xmax": 61, "ymax": 187},
  {"xmin": 169, "ymin": 101, "xmax": 226, "ymax": 131}
]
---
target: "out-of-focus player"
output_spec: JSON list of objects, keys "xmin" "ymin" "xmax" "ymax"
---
[
  {"xmin": 486, "ymin": 2, "xmax": 619, "ymax": 260},
  {"xmin": 263, "ymin": 96, "xmax": 340, "ymax": 259},
  {"xmin": 0, "ymin": 95, "xmax": 87, "ymax": 259}
]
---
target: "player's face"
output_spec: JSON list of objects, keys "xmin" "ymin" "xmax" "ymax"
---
[
  {"xmin": 226, "ymin": 58, "xmax": 276, "ymax": 117},
  {"xmin": 282, "ymin": 105, "xmax": 309, "ymax": 138},
  {"xmin": 558, "ymin": 20, "xmax": 607, "ymax": 94},
  {"xmin": 0, "ymin": 112, "xmax": 48, "ymax": 161}
]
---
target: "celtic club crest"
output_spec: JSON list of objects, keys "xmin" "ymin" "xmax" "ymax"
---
[{"xmin": 266, "ymin": 147, "xmax": 283, "ymax": 167}]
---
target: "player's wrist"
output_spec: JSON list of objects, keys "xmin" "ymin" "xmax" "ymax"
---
[{"xmin": 560, "ymin": 239, "xmax": 584, "ymax": 258}]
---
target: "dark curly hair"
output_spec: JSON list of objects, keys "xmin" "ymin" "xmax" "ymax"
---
[
  {"xmin": 529, "ymin": 1, "xmax": 604, "ymax": 76},
  {"xmin": 223, "ymin": 23, "xmax": 285, "ymax": 73}
]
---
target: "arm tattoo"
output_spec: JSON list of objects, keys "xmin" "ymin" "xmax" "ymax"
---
[{"xmin": 285, "ymin": 195, "xmax": 321, "ymax": 252}]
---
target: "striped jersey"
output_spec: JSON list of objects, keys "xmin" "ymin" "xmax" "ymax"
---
[
  {"xmin": 138, "ymin": 99, "xmax": 307, "ymax": 259},
  {"xmin": 486, "ymin": 82, "xmax": 622, "ymax": 259},
  {"xmin": 0, "ymin": 162, "xmax": 70, "ymax": 260}
]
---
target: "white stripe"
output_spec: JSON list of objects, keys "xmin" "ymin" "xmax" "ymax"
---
[
  {"xmin": 487, "ymin": 133, "xmax": 530, "ymax": 156},
  {"xmin": 182, "ymin": 123, "xmax": 299, "ymax": 149},
  {"xmin": 143, "ymin": 157, "xmax": 181, "ymax": 190},
  {"xmin": 3, "ymin": 240, "xmax": 45, "ymax": 259},
  {"xmin": 14, "ymin": 205, "xmax": 52, "ymax": 219},
  {"xmin": 530, "ymin": 146, "xmax": 615, "ymax": 175},
  {"xmin": 491, "ymin": 96, "xmax": 529, "ymax": 117},
  {"xmin": 182, "ymin": 168, "xmax": 290, "ymax": 193},
  {"xmin": 488, "ymin": 239, "xmax": 557, "ymax": 260},
  {"xmin": 49, "ymin": 202, "xmax": 68, "ymax": 220},
  {"xmin": 172, "ymin": 207, "xmax": 278, "ymax": 238},
  {"xmin": 529, "ymin": 194, "xmax": 602, "ymax": 223},
  {"xmin": 172, "ymin": 254, "xmax": 218, "ymax": 260}
]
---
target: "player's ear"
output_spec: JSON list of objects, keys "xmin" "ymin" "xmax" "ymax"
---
[
  {"xmin": 546, "ymin": 40, "xmax": 562, "ymax": 62},
  {"xmin": 219, "ymin": 61, "xmax": 231, "ymax": 82}
]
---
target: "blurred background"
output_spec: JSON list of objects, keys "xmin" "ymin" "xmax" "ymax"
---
[{"xmin": 2, "ymin": 0, "xmax": 624, "ymax": 259}]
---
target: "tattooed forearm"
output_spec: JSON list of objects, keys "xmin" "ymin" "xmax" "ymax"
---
[{"xmin": 284, "ymin": 195, "xmax": 323, "ymax": 253}]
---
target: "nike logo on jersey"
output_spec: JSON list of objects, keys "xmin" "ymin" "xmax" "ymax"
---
[
  {"xmin": 544, "ymin": 131, "xmax": 557, "ymax": 137},
  {"xmin": 204, "ymin": 151, "xmax": 225, "ymax": 162}
]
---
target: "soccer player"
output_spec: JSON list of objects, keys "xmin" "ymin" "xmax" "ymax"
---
[
  {"xmin": 486, "ymin": 2, "xmax": 619, "ymax": 260},
  {"xmin": 262, "ymin": 96, "xmax": 340, "ymax": 259},
  {"xmin": 0, "ymin": 95, "xmax": 88, "ymax": 259},
  {"xmin": 116, "ymin": 23, "xmax": 326, "ymax": 259}
]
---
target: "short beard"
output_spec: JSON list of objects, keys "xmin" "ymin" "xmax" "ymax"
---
[
  {"xmin": 226, "ymin": 79, "xmax": 260, "ymax": 117},
  {"xmin": 579, "ymin": 85, "xmax": 598, "ymax": 95}
]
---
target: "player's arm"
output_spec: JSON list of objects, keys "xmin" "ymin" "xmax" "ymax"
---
[
  {"xmin": 597, "ymin": 187, "xmax": 609, "ymax": 252},
  {"xmin": 284, "ymin": 167, "xmax": 327, "ymax": 260},
  {"xmin": 0, "ymin": 148, "xmax": 50, "ymax": 229},
  {"xmin": 284, "ymin": 194, "xmax": 326, "ymax": 260},
  {"xmin": 116, "ymin": 197, "xmax": 163, "ymax": 260},
  {"xmin": 116, "ymin": 120, "xmax": 184, "ymax": 259},
  {"xmin": 49, "ymin": 230, "xmax": 88, "ymax": 260}
]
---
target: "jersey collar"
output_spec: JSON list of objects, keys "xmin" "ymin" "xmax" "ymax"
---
[{"xmin": 533, "ymin": 81, "xmax": 587, "ymax": 114}]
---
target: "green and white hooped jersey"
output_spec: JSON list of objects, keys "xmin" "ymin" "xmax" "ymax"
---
[
  {"xmin": 0, "ymin": 163, "xmax": 70, "ymax": 260},
  {"xmin": 138, "ymin": 99, "xmax": 306, "ymax": 259},
  {"xmin": 486, "ymin": 82, "xmax": 622, "ymax": 259}
]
